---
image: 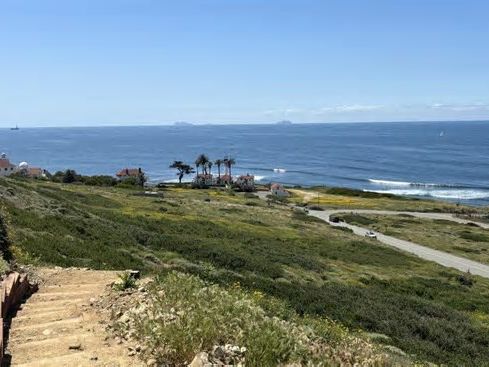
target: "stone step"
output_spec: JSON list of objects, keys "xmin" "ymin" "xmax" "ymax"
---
[
  {"xmin": 12, "ymin": 309, "xmax": 83, "ymax": 326},
  {"xmin": 12, "ymin": 350, "xmax": 97, "ymax": 367},
  {"xmin": 19, "ymin": 297, "xmax": 88, "ymax": 310}
]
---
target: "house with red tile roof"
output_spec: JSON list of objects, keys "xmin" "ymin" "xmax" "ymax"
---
[
  {"xmin": 17, "ymin": 162, "xmax": 50, "ymax": 179},
  {"xmin": 0, "ymin": 153, "xmax": 17, "ymax": 177},
  {"xmin": 235, "ymin": 174, "xmax": 255, "ymax": 192},
  {"xmin": 116, "ymin": 167, "xmax": 144, "ymax": 179},
  {"xmin": 270, "ymin": 183, "xmax": 289, "ymax": 197}
]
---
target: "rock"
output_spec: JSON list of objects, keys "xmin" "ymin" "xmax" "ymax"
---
[
  {"xmin": 89, "ymin": 297, "xmax": 97, "ymax": 305},
  {"xmin": 90, "ymin": 355, "xmax": 98, "ymax": 361},
  {"xmin": 128, "ymin": 350, "xmax": 136, "ymax": 356},
  {"xmin": 189, "ymin": 352, "xmax": 209, "ymax": 367},
  {"xmin": 146, "ymin": 358, "xmax": 157, "ymax": 366},
  {"xmin": 212, "ymin": 346, "xmax": 226, "ymax": 359},
  {"xmin": 42, "ymin": 329, "xmax": 52, "ymax": 336},
  {"xmin": 384, "ymin": 345, "xmax": 407, "ymax": 356},
  {"xmin": 69, "ymin": 342, "xmax": 82, "ymax": 350},
  {"xmin": 127, "ymin": 270, "xmax": 141, "ymax": 279},
  {"xmin": 118, "ymin": 313, "xmax": 131, "ymax": 324}
]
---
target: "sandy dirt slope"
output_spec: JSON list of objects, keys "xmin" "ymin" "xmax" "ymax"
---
[{"xmin": 5, "ymin": 267, "xmax": 145, "ymax": 367}]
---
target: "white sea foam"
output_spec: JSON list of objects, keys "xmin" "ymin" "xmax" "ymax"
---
[
  {"xmin": 273, "ymin": 168, "xmax": 286, "ymax": 173},
  {"xmin": 368, "ymin": 179, "xmax": 454, "ymax": 188},
  {"xmin": 367, "ymin": 189, "xmax": 489, "ymax": 200},
  {"xmin": 368, "ymin": 179, "xmax": 411, "ymax": 186},
  {"xmin": 254, "ymin": 175, "xmax": 266, "ymax": 181}
]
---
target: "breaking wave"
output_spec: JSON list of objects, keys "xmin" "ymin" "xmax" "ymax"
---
[
  {"xmin": 368, "ymin": 178, "xmax": 483, "ymax": 189},
  {"xmin": 367, "ymin": 189, "xmax": 489, "ymax": 201}
]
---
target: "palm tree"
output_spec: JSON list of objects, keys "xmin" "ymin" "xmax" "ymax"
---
[
  {"xmin": 195, "ymin": 154, "xmax": 210, "ymax": 175},
  {"xmin": 195, "ymin": 154, "xmax": 208, "ymax": 175},
  {"xmin": 226, "ymin": 157, "xmax": 236, "ymax": 178},
  {"xmin": 214, "ymin": 159, "xmax": 223, "ymax": 181},
  {"xmin": 207, "ymin": 161, "xmax": 213, "ymax": 176},
  {"xmin": 170, "ymin": 161, "xmax": 194, "ymax": 183}
]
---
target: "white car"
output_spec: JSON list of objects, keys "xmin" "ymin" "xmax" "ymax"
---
[{"xmin": 365, "ymin": 231, "xmax": 377, "ymax": 239}]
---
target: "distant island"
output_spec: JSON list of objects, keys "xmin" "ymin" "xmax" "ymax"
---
[
  {"xmin": 276, "ymin": 120, "xmax": 293, "ymax": 125},
  {"xmin": 173, "ymin": 121, "xmax": 194, "ymax": 126}
]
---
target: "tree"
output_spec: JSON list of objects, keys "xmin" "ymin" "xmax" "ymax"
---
[
  {"xmin": 170, "ymin": 161, "xmax": 195, "ymax": 183},
  {"xmin": 206, "ymin": 161, "xmax": 213, "ymax": 176},
  {"xmin": 137, "ymin": 168, "xmax": 147, "ymax": 188},
  {"xmin": 214, "ymin": 159, "xmax": 223, "ymax": 181},
  {"xmin": 225, "ymin": 158, "xmax": 236, "ymax": 178},
  {"xmin": 62, "ymin": 169, "xmax": 77, "ymax": 184},
  {"xmin": 195, "ymin": 154, "xmax": 210, "ymax": 175}
]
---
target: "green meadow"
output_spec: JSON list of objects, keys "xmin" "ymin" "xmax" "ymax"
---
[{"xmin": 2, "ymin": 178, "xmax": 489, "ymax": 365}]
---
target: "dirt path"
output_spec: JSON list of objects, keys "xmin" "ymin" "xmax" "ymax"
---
[
  {"xmin": 5, "ymin": 267, "xmax": 144, "ymax": 367},
  {"xmin": 310, "ymin": 209, "xmax": 489, "ymax": 278}
]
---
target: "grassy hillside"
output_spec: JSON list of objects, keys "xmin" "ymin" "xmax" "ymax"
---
[
  {"xmin": 2, "ymin": 178, "xmax": 489, "ymax": 365},
  {"xmin": 289, "ymin": 187, "xmax": 478, "ymax": 212},
  {"xmin": 336, "ymin": 213, "xmax": 489, "ymax": 264}
]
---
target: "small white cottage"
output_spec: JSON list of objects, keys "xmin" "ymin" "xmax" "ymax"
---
[{"xmin": 270, "ymin": 183, "xmax": 289, "ymax": 197}]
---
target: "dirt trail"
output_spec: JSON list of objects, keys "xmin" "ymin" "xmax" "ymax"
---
[{"xmin": 5, "ymin": 267, "xmax": 144, "ymax": 367}]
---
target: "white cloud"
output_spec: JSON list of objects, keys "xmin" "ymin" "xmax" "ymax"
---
[
  {"xmin": 429, "ymin": 103, "xmax": 489, "ymax": 112},
  {"xmin": 320, "ymin": 104, "xmax": 384, "ymax": 112}
]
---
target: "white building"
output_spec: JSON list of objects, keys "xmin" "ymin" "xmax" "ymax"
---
[
  {"xmin": 18, "ymin": 162, "xmax": 49, "ymax": 179},
  {"xmin": 0, "ymin": 153, "xmax": 16, "ymax": 177},
  {"xmin": 270, "ymin": 183, "xmax": 289, "ymax": 197}
]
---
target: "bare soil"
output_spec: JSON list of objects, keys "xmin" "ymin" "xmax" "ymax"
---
[{"xmin": 4, "ymin": 267, "xmax": 145, "ymax": 367}]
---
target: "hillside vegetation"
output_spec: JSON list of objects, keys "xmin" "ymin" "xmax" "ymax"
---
[
  {"xmin": 289, "ymin": 187, "xmax": 478, "ymax": 212},
  {"xmin": 2, "ymin": 178, "xmax": 489, "ymax": 365},
  {"xmin": 336, "ymin": 213, "xmax": 489, "ymax": 264}
]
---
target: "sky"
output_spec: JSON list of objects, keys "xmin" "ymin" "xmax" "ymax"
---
[{"xmin": 0, "ymin": 0, "xmax": 488, "ymax": 127}]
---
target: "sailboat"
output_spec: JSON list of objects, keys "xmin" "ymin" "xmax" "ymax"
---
[{"xmin": 10, "ymin": 124, "xmax": 19, "ymax": 131}]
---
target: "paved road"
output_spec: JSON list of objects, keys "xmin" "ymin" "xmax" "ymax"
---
[
  {"xmin": 309, "ymin": 209, "xmax": 489, "ymax": 278},
  {"xmin": 257, "ymin": 190, "xmax": 489, "ymax": 277},
  {"xmin": 322, "ymin": 209, "xmax": 489, "ymax": 229}
]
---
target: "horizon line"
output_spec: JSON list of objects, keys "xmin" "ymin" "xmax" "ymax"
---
[{"xmin": 1, "ymin": 119, "xmax": 488, "ymax": 129}]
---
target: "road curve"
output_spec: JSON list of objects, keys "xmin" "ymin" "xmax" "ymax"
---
[{"xmin": 309, "ymin": 209, "xmax": 489, "ymax": 278}]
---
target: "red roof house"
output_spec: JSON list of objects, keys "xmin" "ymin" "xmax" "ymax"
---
[{"xmin": 116, "ymin": 168, "xmax": 143, "ymax": 178}]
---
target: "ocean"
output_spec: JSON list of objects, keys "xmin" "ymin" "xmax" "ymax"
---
[{"xmin": 1, "ymin": 121, "xmax": 489, "ymax": 205}]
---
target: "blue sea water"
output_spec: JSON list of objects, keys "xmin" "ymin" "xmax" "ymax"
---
[{"xmin": 1, "ymin": 121, "xmax": 489, "ymax": 205}]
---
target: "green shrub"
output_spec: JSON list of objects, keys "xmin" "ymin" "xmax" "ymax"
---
[
  {"xmin": 114, "ymin": 271, "xmax": 137, "ymax": 291},
  {"xmin": 116, "ymin": 177, "xmax": 139, "ymax": 188},
  {"xmin": 459, "ymin": 230, "xmax": 489, "ymax": 242},
  {"xmin": 457, "ymin": 271, "xmax": 475, "ymax": 287},
  {"xmin": 339, "ymin": 214, "xmax": 377, "ymax": 226},
  {"xmin": 126, "ymin": 272, "xmax": 388, "ymax": 366},
  {"xmin": 332, "ymin": 226, "xmax": 353, "ymax": 233},
  {"xmin": 0, "ymin": 209, "xmax": 12, "ymax": 261},
  {"xmin": 82, "ymin": 175, "xmax": 117, "ymax": 186}
]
